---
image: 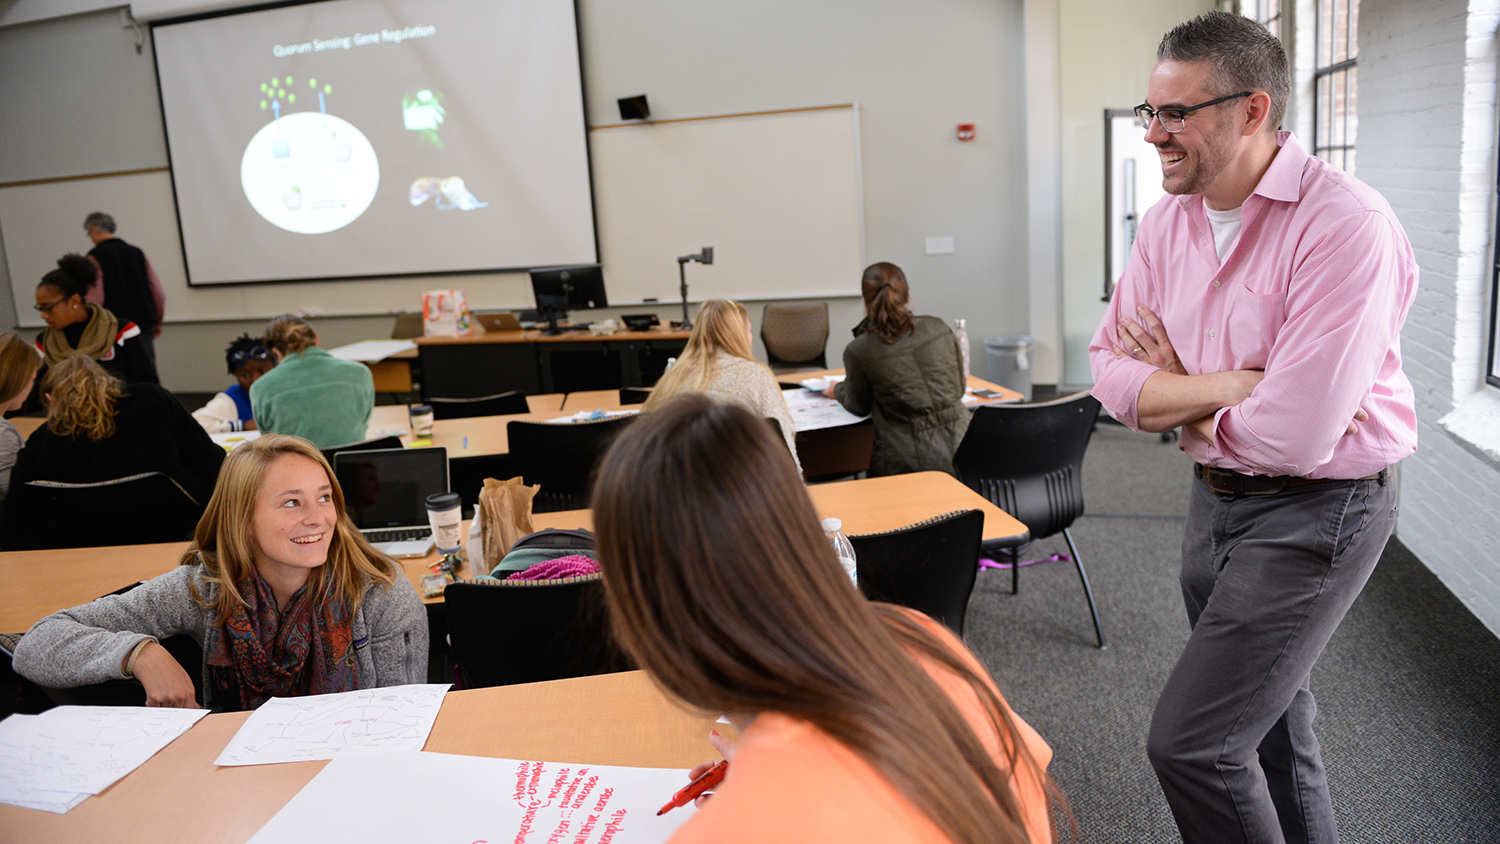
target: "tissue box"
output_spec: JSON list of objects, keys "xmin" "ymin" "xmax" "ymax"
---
[{"xmin": 422, "ymin": 290, "xmax": 471, "ymax": 337}]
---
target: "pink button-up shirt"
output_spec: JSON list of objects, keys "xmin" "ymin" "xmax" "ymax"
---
[{"xmin": 1090, "ymin": 132, "xmax": 1418, "ymax": 479}]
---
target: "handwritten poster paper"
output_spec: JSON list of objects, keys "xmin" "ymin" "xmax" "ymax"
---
[
  {"xmin": 215, "ymin": 684, "xmax": 450, "ymax": 766},
  {"xmin": 248, "ymin": 750, "xmax": 698, "ymax": 844}
]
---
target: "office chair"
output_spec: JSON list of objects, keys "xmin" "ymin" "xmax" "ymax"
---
[
  {"xmin": 391, "ymin": 312, "xmax": 424, "ymax": 339},
  {"xmin": 444, "ymin": 574, "xmax": 631, "ymax": 688},
  {"xmin": 953, "ymin": 391, "xmax": 1107, "ymax": 648},
  {"xmin": 428, "ymin": 391, "xmax": 530, "ymax": 420},
  {"xmin": 319, "ymin": 435, "xmax": 403, "ymax": 467},
  {"xmin": 760, "ymin": 303, "xmax": 829, "ymax": 373},
  {"xmin": 15, "ymin": 472, "xmax": 203, "ymax": 550},
  {"xmin": 849, "ymin": 509, "xmax": 985, "ymax": 636},
  {"xmin": 506, "ymin": 415, "xmax": 637, "ymax": 512}
]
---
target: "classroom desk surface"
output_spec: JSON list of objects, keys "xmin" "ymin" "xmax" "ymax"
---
[
  {"xmin": 0, "ymin": 670, "xmax": 722, "ymax": 844},
  {"xmin": 785, "ymin": 367, "xmax": 1026, "ymax": 405},
  {"xmin": 0, "ymin": 472, "xmax": 1023, "ymax": 631}
]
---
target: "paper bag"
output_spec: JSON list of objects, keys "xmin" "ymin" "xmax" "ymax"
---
[
  {"xmin": 473, "ymin": 477, "xmax": 538, "ymax": 573},
  {"xmin": 422, "ymin": 289, "xmax": 471, "ymax": 337}
]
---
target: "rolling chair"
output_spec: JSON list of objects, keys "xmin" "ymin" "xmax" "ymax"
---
[
  {"xmin": 761, "ymin": 303, "xmax": 829, "ymax": 373},
  {"xmin": 444, "ymin": 574, "xmax": 631, "ymax": 688},
  {"xmin": 319, "ymin": 435, "xmax": 403, "ymax": 468},
  {"xmin": 428, "ymin": 391, "xmax": 530, "ymax": 420},
  {"xmin": 849, "ymin": 509, "xmax": 985, "ymax": 636},
  {"xmin": 506, "ymin": 415, "xmax": 637, "ymax": 512},
  {"xmin": 953, "ymin": 391, "xmax": 1106, "ymax": 648},
  {"xmin": 15, "ymin": 472, "xmax": 203, "ymax": 550}
]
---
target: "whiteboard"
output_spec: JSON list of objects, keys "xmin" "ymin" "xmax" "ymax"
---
[
  {"xmin": 3, "ymin": 105, "xmax": 865, "ymax": 322},
  {"xmin": 590, "ymin": 105, "xmax": 866, "ymax": 304}
]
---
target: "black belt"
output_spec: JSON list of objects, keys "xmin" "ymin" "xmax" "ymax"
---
[{"xmin": 1195, "ymin": 464, "xmax": 1390, "ymax": 496}]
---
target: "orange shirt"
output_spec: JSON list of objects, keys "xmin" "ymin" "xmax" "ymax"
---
[{"xmin": 669, "ymin": 613, "xmax": 1054, "ymax": 844}]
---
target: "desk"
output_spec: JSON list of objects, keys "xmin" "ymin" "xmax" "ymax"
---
[
  {"xmin": 416, "ymin": 326, "xmax": 690, "ymax": 397},
  {"xmin": 10, "ymin": 416, "xmax": 44, "ymax": 439},
  {"xmin": 0, "ymin": 473, "xmax": 1023, "ymax": 631},
  {"xmin": 0, "ymin": 670, "xmax": 721, "ymax": 844}
]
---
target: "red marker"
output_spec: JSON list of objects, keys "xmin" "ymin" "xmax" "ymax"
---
[{"xmin": 656, "ymin": 759, "xmax": 728, "ymax": 816}]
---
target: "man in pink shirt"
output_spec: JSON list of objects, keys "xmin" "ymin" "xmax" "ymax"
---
[{"xmin": 1089, "ymin": 12, "xmax": 1417, "ymax": 844}]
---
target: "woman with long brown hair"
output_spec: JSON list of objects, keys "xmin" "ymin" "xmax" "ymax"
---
[
  {"xmin": 642, "ymin": 299, "xmax": 799, "ymax": 471},
  {"xmin": 0, "ymin": 355, "xmax": 225, "ymax": 548},
  {"xmin": 12, "ymin": 433, "xmax": 427, "ymax": 710},
  {"xmin": 592, "ymin": 394, "xmax": 1064, "ymax": 844},
  {"xmin": 826, "ymin": 261, "xmax": 969, "ymax": 476}
]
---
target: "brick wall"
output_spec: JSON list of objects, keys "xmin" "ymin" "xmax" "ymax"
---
[{"xmin": 1359, "ymin": 0, "xmax": 1500, "ymax": 636}]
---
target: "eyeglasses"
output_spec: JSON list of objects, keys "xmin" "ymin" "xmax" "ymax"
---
[
  {"xmin": 230, "ymin": 345, "xmax": 272, "ymax": 368},
  {"xmin": 33, "ymin": 297, "xmax": 69, "ymax": 314},
  {"xmin": 1134, "ymin": 92, "xmax": 1252, "ymax": 133}
]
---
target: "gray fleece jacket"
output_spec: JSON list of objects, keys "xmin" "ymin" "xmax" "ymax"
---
[{"xmin": 13, "ymin": 564, "xmax": 428, "ymax": 709}]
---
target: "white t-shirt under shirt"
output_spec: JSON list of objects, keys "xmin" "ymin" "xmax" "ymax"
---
[{"xmin": 1204, "ymin": 204, "xmax": 1244, "ymax": 263}]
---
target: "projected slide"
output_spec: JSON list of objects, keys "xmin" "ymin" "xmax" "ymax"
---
[{"xmin": 153, "ymin": 0, "xmax": 596, "ymax": 285}]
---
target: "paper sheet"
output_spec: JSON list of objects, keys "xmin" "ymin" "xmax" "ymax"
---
[
  {"xmin": 781, "ymin": 387, "xmax": 869, "ymax": 432},
  {"xmin": 0, "ymin": 706, "xmax": 207, "ymax": 812},
  {"xmin": 214, "ymin": 684, "xmax": 450, "ymax": 766},
  {"xmin": 327, "ymin": 339, "xmax": 418, "ymax": 362},
  {"xmin": 248, "ymin": 750, "xmax": 699, "ymax": 844}
]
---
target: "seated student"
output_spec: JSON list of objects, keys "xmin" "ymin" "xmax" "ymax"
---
[
  {"xmin": 590, "ymin": 395, "xmax": 1066, "ymax": 844},
  {"xmin": 0, "ymin": 333, "xmax": 43, "ymax": 502},
  {"xmin": 193, "ymin": 334, "xmax": 275, "ymax": 433},
  {"xmin": 641, "ymin": 299, "xmax": 801, "ymax": 473},
  {"xmin": 12, "ymin": 434, "xmax": 429, "ymax": 710},
  {"xmin": 250, "ymin": 314, "xmax": 374, "ymax": 450},
  {"xmin": 0, "ymin": 356, "xmax": 226, "ymax": 549},
  {"xmin": 33, "ymin": 253, "xmax": 158, "ymax": 387},
  {"xmin": 826, "ymin": 262, "xmax": 969, "ymax": 477}
]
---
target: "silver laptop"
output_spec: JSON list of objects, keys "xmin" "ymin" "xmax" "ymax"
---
[{"xmin": 333, "ymin": 447, "xmax": 450, "ymax": 558}]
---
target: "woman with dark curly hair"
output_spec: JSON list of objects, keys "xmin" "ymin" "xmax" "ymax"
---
[{"xmin": 33, "ymin": 253, "xmax": 158, "ymax": 386}]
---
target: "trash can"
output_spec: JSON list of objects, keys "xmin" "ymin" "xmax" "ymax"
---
[{"xmin": 984, "ymin": 335, "xmax": 1035, "ymax": 401}]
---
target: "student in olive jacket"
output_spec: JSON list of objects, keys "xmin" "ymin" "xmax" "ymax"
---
[{"xmin": 828, "ymin": 262, "xmax": 969, "ymax": 477}]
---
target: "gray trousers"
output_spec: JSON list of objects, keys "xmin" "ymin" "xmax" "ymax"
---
[{"xmin": 1148, "ymin": 471, "xmax": 1397, "ymax": 844}]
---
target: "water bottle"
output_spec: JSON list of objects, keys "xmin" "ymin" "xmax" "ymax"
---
[
  {"xmin": 822, "ymin": 517, "xmax": 858, "ymax": 587},
  {"xmin": 954, "ymin": 318, "xmax": 971, "ymax": 376}
]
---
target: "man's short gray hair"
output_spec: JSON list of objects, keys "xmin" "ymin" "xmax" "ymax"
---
[
  {"xmin": 1158, "ymin": 11, "xmax": 1290, "ymax": 133},
  {"xmin": 83, "ymin": 211, "xmax": 116, "ymax": 234}
]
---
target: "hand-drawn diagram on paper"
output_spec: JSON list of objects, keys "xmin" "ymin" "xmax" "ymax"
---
[
  {"xmin": 214, "ymin": 684, "xmax": 450, "ymax": 766},
  {"xmin": 0, "ymin": 706, "xmax": 207, "ymax": 813},
  {"xmin": 248, "ymin": 751, "xmax": 697, "ymax": 844}
]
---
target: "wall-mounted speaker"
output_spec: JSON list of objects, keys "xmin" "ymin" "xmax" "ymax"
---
[{"xmin": 618, "ymin": 94, "xmax": 650, "ymax": 121}]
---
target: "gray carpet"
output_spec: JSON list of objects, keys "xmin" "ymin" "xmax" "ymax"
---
[{"xmin": 961, "ymin": 422, "xmax": 1500, "ymax": 843}]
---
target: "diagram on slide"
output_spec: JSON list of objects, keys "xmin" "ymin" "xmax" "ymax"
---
[{"xmin": 241, "ymin": 75, "xmax": 379, "ymax": 234}]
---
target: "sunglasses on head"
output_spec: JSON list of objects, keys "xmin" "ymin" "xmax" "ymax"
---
[{"xmin": 230, "ymin": 345, "xmax": 271, "ymax": 368}]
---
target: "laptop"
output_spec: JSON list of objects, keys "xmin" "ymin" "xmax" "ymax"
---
[
  {"xmin": 333, "ymin": 447, "xmax": 450, "ymax": 558},
  {"xmin": 475, "ymin": 311, "xmax": 523, "ymax": 333}
]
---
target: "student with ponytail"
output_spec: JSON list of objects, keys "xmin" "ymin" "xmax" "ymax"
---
[
  {"xmin": 591, "ymin": 394, "xmax": 1068, "ymax": 844},
  {"xmin": 250, "ymin": 314, "xmax": 374, "ymax": 449},
  {"xmin": 826, "ymin": 262, "xmax": 969, "ymax": 476}
]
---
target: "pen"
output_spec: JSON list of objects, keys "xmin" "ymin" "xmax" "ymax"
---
[{"xmin": 656, "ymin": 759, "xmax": 728, "ymax": 815}]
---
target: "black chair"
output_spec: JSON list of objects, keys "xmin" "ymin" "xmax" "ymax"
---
[
  {"xmin": 319, "ymin": 435, "xmax": 403, "ymax": 467},
  {"xmin": 429, "ymin": 392, "xmax": 530, "ymax": 420},
  {"xmin": 953, "ymin": 391, "xmax": 1106, "ymax": 648},
  {"xmin": 444, "ymin": 574, "xmax": 631, "ymax": 688},
  {"xmin": 18, "ymin": 472, "xmax": 203, "ymax": 550},
  {"xmin": 617, "ymin": 387, "xmax": 652, "ymax": 405},
  {"xmin": 507, "ymin": 415, "xmax": 637, "ymax": 512},
  {"xmin": 761, "ymin": 303, "xmax": 829, "ymax": 373},
  {"xmin": 849, "ymin": 509, "xmax": 984, "ymax": 636}
]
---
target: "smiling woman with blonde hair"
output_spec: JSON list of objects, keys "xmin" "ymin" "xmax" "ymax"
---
[
  {"xmin": 12, "ymin": 434, "xmax": 427, "ymax": 710},
  {"xmin": 642, "ymin": 299, "xmax": 800, "ymax": 471}
]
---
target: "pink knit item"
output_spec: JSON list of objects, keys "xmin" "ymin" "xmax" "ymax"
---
[{"xmin": 506, "ymin": 554, "xmax": 601, "ymax": 581}]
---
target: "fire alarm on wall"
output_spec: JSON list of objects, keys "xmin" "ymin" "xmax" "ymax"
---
[{"xmin": 956, "ymin": 124, "xmax": 976, "ymax": 141}]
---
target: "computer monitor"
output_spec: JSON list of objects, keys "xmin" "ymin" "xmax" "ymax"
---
[{"xmin": 529, "ymin": 264, "xmax": 608, "ymax": 334}]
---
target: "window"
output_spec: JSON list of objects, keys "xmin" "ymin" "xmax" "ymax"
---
[
  {"xmin": 1490, "ymin": 164, "xmax": 1500, "ymax": 387},
  {"xmin": 1244, "ymin": 0, "xmax": 1283, "ymax": 39},
  {"xmin": 1312, "ymin": 0, "xmax": 1358, "ymax": 173}
]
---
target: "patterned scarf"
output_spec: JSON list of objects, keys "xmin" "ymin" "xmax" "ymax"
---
[
  {"xmin": 205, "ymin": 572, "xmax": 359, "ymax": 711},
  {"xmin": 40, "ymin": 303, "xmax": 118, "ymax": 365}
]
